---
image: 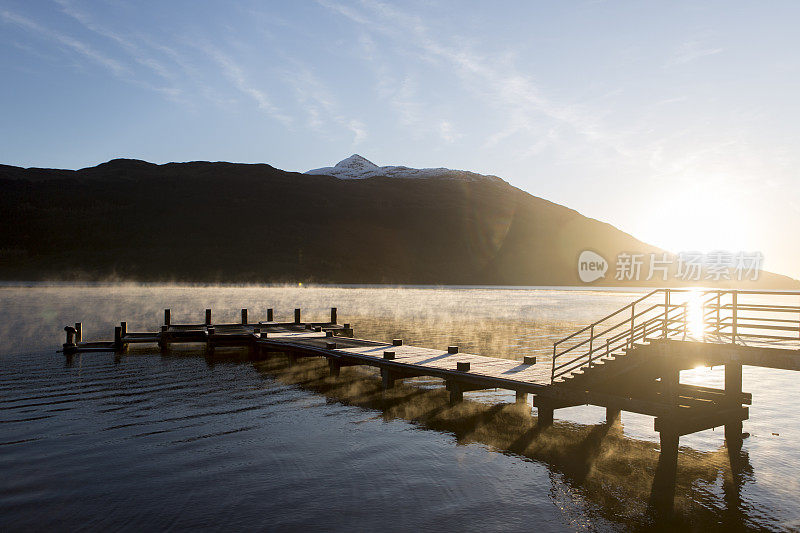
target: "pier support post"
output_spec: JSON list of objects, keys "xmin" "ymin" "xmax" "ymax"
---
[
  {"xmin": 120, "ymin": 321, "xmax": 127, "ymax": 337},
  {"xmin": 267, "ymin": 308, "xmax": 273, "ymax": 322},
  {"xmin": 287, "ymin": 353, "xmax": 298, "ymax": 366},
  {"xmin": 330, "ymin": 307, "xmax": 337, "ymax": 324},
  {"xmin": 241, "ymin": 308, "xmax": 248, "ymax": 325},
  {"xmin": 448, "ymin": 382, "xmax": 463, "ymax": 405},
  {"xmin": 651, "ymin": 431, "xmax": 679, "ymax": 516},
  {"xmin": 329, "ymin": 359, "xmax": 341, "ymax": 378},
  {"xmin": 159, "ymin": 325, "xmax": 168, "ymax": 350},
  {"xmin": 381, "ymin": 368, "xmax": 396, "ymax": 390},
  {"xmin": 659, "ymin": 431, "xmax": 679, "ymax": 461},
  {"xmin": 606, "ymin": 407, "xmax": 621, "ymax": 425},
  {"xmin": 114, "ymin": 326, "xmax": 122, "ymax": 351},
  {"xmin": 725, "ymin": 361, "xmax": 744, "ymax": 450},
  {"xmin": 294, "ymin": 309, "xmax": 301, "ymax": 324},
  {"xmin": 535, "ymin": 397, "xmax": 554, "ymax": 428},
  {"xmin": 164, "ymin": 309, "xmax": 170, "ymax": 326},
  {"xmin": 74, "ymin": 322, "xmax": 82, "ymax": 343},
  {"xmin": 205, "ymin": 309, "xmax": 212, "ymax": 326},
  {"xmin": 515, "ymin": 391, "xmax": 529, "ymax": 405}
]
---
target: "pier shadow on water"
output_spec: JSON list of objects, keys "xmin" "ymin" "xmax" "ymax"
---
[{"xmin": 187, "ymin": 348, "xmax": 763, "ymax": 532}]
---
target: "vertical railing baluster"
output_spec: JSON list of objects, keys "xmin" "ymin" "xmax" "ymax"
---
[
  {"xmin": 683, "ymin": 303, "xmax": 688, "ymax": 339},
  {"xmin": 588, "ymin": 324, "xmax": 594, "ymax": 368},
  {"xmin": 629, "ymin": 304, "xmax": 635, "ymax": 349},
  {"xmin": 663, "ymin": 289, "xmax": 669, "ymax": 338},
  {"xmin": 732, "ymin": 291, "xmax": 738, "ymax": 344},
  {"xmin": 551, "ymin": 345, "xmax": 556, "ymax": 383}
]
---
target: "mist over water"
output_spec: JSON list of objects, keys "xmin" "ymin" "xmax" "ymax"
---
[{"xmin": 1, "ymin": 284, "xmax": 799, "ymax": 531}]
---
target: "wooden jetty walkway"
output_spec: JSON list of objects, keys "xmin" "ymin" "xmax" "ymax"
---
[{"xmin": 62, "ymin": 289, "xmax": 800, "ymax": 462}]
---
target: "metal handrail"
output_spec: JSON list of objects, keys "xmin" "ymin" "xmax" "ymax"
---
[{"xmin": 550, "ymin": 288, "xmax": 800, "ymax": 383}]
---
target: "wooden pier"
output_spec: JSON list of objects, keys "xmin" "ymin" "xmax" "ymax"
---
[{"xmin": 61, "ymin": 289, "xmax": 800, "ymax": 468}]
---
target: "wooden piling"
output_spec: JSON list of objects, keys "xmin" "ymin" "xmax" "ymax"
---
[
  {"xmin": 241, "ymin": 308, "xmax": 248, "ymax": 324},
  {"xmin": 515, "ymin": 391, "xmax": 529, "ymax": 404},
  {"xmin": 164, "ymin": 309, "xmax": 170, "ymax": 326},
  {"xmin": 725, "ymin": 361, "xmax": 744, "ymax": 450},
  {"xmin": 381, "ymin": 368, "xmax": 396, "ymax": 390},
  {"xmin": 294, "ymin": 309, "xmax": 301, "ymax": 324},
  {"xmin": 120, "ymin": 321, "xmax": 127, "ymax": 337},
  {"xmin": 448, "ymin": 382, "xmax": 463, "ymax": 404},
  {"xmin": 536, "ymin": 398, "xmax": 554, "ymax": 427},
  {"xmin": 114, "ymin": 326, "xmax": 122, "ymax": 350},
  {"xmin": 205, "ymin": 309, "xmax": 212, "ymax": 325},
  {"xmin": 74, "ymin": 322, "xmax": 82, "ymax": 343},
  {"xmin": 267, "ymin": 308, "xmax": 274, "ymax": 322},
  {"xmin": 328, "ymin": 359, "xmax": 341, "ymax": 378},
  {"xmin": 383, "ymin": 350, "xmax": 395, "ymax": 360},
  {"xmin": 393, "ymin": 339, "xmax": 403, "ymax": 346},
  {"xmin": 330, "ymin": 307, "xmax": 337, "ymax": 324},
  {"xmin": 448, "ymin": 346, "xmax": 459, "ymax": 354}
]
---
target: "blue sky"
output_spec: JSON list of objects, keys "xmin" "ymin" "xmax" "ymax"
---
[{"xmin": 2, "ymin": 1, "xmax": 800, "ymax": 279}]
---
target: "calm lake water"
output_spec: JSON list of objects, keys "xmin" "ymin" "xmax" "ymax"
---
[{"xmin": 1, "ymin": 284, "xmax": 799, "ymax": 531}]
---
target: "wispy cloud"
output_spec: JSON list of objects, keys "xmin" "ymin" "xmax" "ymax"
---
[
  {"xmin": 201, "ymin": 43, "xmax": 293, "ymax": 126},
  {"xmin": 2, "ymin": 9, "xmax": 127, "ymax": 76},
  {"xmin": 54, "ymin": 0, "xmax": 174, "ymax": 81},
  {"xmin": 282, "ymin": 64, "xmax": 367, "ymax": 144},
  {"xmin": 666, "ymin": 39, "xmax": 723, "ymax": 66},
  {"xmin": 319, "ymin": 0, "xmax": 620, "ymax": 157}
]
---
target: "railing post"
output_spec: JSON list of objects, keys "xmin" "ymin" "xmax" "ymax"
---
[
  {"xmin": 716, "ymin": 291, "xmax": 721, "ymax": 336},
  {"xmin": 629, "ymin": 305, "xmax": 635, "ymax": 349},
  {"xmin": 551, "ymin": 345, "xmax": 556, "ymax": 383},
  {"xmin": 588, "ymin": 324, "xmax": 594, "ymax": 367},
  {"xmin": 663, "ymin": 289, "xmax": 669, "ymax": 338},
  {"xmin": 683, "ymin": 303, "xmax": 688, "ymax": 339},
  {"xmin": 731, "ymin": 291, "xmax": 738, "ymax": 343}
]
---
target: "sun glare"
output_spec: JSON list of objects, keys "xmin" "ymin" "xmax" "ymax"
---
[{"xmin": 684, "ymin": 288, "xmax": 706, "ymax": 340}]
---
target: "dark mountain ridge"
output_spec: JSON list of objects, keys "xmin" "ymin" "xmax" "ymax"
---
[{"xmin": 0, "ymin": 158, "xmax": 796, "ymax": 288}]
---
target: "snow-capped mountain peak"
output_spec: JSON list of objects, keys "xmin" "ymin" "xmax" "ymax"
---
[{"xmin": 305, "ymin": 155, "xmax": 503, "ymax": 182}]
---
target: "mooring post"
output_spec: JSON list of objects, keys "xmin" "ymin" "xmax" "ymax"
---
[
  {"xmin": 294, "ymin": 308, "xmax": 301, "ymax": 324},
  {"xmin": 267, "ymin": 308, "xmax": 274, "ymax": 322},
  {"xmin": 74, "ymin": 322, "xmax": 82, "ymax": 343},
  {"xmin": 241, "ymin": 308, "xmax": 248, "ymax": 325},
  {"xmin": 120, "ymin": 321, "xmax": 127, "ymax": 337},
  {"xmin": 205, "ymin": 309, "xmax": 212, "ymax": 326},
  {"xmin": 330, "ymin": 307, "xmax": 337, "ymax": 324},
  {"xmin": 63, "ymin": 326, "xmax": 77, "ymax": 347},
  {"xmin": 114, "ymin": 326, "xmax": 122, "ymax": 351},
  {"xmin": 164, "ymin": 309, "xmax": 170, "ymax": 326}
]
